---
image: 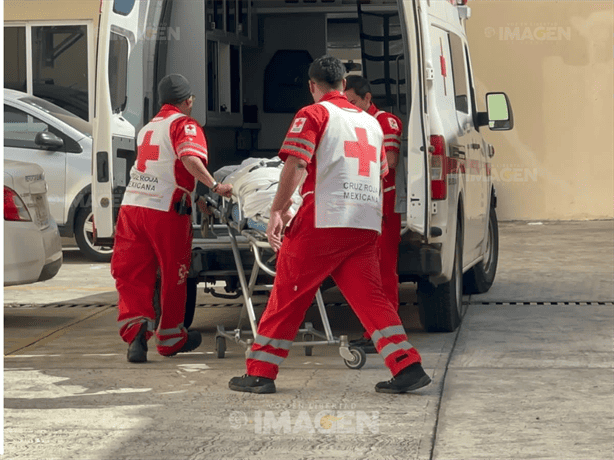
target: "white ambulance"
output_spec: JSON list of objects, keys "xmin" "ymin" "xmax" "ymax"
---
[{"xmin": 92, "ymin": 0, "xmax": 513, "ymax": 332}]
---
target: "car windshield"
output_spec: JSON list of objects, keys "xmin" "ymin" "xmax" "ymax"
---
[{"xmin": 19, "ymin": 96, "xmax": 92, "ymax": 138}]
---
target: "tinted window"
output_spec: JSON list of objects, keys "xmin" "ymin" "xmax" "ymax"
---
[
  {"xmin": 109, "ymin": 33, "xmax": 129, "ymax": 114},
  {"xmin": 4, "ymin": 105, "xmax": 52, "ymax": 149},
  {"xmin": 4, "ymin": 27, "xmax": 27, "ymax": 92},
  {"xmin": 448, "ymin": 33, "xmax": 469, "ymax": 115},
  {"xmin": 114, "ymin": 0, "xmax": 136, "ymax": 16},
  {"xmin": 31, "ymin": 25, "xmax": 89, "ymax": 120}
]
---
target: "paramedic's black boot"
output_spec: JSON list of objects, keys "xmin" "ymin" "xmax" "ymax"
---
[
  {"xmin": 166, "ymin": 330, "xmax": 203, "ymax": 356},
  {"xmin": 375, "ymin": 363, "xmax": 431, "ymax": 394},
  {"xmin": 127, "ymin": 322, "xmax": 148, "ymax": 363},
  {"xmin": 228, "ymin": 375, "xmax": 276, "ymax": 394},
  {"xmin": 349, "ymin": 336, "xmax": 377, "ymax": 354}
]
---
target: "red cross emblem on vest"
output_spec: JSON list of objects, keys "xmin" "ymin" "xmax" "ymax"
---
[
  {"xmin": 344, "ymin": 127, "xmax": 377, "ymax": 177},
  {"xmin": 137, "ymin": 131, "xmax": 160, "ymax": 172}
]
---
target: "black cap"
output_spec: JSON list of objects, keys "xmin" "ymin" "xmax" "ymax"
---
[{"xmin": 158, "ymin": 74, "xmax": 192, "ymax": 105}]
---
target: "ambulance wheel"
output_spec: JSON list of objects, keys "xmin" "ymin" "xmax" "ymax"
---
[
  {"xmin": 344, "ymin": 347, "xmax": 366, "ymax": 370},
  {"xmin": 463, "ymin": 205, "xmax": 499, "ymax": 294},
  {"xmin": 303, "ymin": 333, "xmax": 314, "ymax": 356},
  {"xmin": 216, "ymin": 336, "xmax": 226, "ymax": 359},
  {"xmin": 417, "ymin": 218, "xmax": 464, "ymax": 332},
  {"xmin": 184, "ymin": 278, "xmax": 197, "ymax": 329}
]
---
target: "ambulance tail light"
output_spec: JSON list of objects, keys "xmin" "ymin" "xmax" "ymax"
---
[{"xmin": 429, "ymin": 135, "xmax": 447, "ymax": 200}]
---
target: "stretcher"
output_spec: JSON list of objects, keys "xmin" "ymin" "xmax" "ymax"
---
[{"xmin": 198, "ymin": 193, "xmax": 368, "ymax": 370}]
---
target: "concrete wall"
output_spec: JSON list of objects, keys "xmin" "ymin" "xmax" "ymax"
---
[{"xmin": 466, "ymin": 1, "xmax": 613, "ymax": 221}]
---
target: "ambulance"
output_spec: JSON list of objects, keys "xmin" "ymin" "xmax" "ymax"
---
[{"xmin": 92, "ymin": 0, "xmax": 514, "ymax": 333}]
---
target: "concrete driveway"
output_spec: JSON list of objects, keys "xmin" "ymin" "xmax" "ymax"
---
[{"xmin": 3, "ymin": 220, "xmax": 613, "ymax": 460}]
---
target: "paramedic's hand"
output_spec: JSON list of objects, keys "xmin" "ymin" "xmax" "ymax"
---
[
  {"xmin": 267, "ymin": 210, "xmax": 284, "ymax": 252},
  {"xmin": 196, "ymin": 197, "xmax": 212, "ymax": 216},
  {"xmin": 281, "ymin": 209, "xmax": 294, "ymax": 229},
  {"xmin": 215, "ymin": 183, "xmax": 233, "ymax": 198}
]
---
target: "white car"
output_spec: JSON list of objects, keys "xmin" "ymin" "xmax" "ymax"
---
[
  {"xmin": 3, "ymin": 89, "xmax": 113, "ymax": 262},
  {"xmin": 4, "ymin": 160, "xmax": 63, "ymax": 286}
]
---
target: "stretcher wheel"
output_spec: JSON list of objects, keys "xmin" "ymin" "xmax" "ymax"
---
[
  {"xmin": 344, "ymin": 347, "xmax": 366, "ymax": 370},
  {"xmin": 216, "ymin": 336, "xmax": 226, "ymax": 359},
  {"xmin": 303, "ymin": 333, "xmax": 314, "ymax": 356}
]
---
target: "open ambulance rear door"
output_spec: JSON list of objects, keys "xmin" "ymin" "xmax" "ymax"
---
[
  {"xmin": 402, "ymin": 0, "xmax": 430, "ymax": 239},
  {"xmin": 92, "ymin": 0, "xmax": 165, "ymax": 242}
]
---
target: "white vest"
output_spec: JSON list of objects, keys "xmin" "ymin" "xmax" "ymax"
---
[
  {"xmin": 314, "ymin": 101, "xmax": 384, "ymax": 232},
  {"xmin": 122, "ymin": 113, "xmax": 187, "ymax": 211}
]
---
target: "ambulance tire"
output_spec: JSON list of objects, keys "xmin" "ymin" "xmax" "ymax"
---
[
  {"xmin": 463, "ymin": 206, "xmax": 499, "ymax": 294},
  {"xmin": 417, "ymin": 219, "xmax": 464, "ymax": 333},
  {"xmin": 184, "ymin": 278, "xmax": 197, "ymax": 329}
]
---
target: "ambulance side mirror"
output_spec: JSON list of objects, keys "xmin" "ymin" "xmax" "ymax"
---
[{"xmin": 478, "ymin": 92, "xmax": 514, "ymax": 131}]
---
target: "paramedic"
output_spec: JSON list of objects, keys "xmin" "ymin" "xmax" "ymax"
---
[
  {"xmin": 345, "ymin": 75, "xmax": 403, "ymax": 353},
  {"xmin": 229, "ymin": 55, "xmax": 430, "ymax": 394},
  {"xmin": 111, "ymin": 74, "xmax": 233, "ymax": 363}
]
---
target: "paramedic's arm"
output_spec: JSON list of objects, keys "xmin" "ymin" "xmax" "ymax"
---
[
  {"xmin": 386, "ymin": 151, "xmax": 399, "ymax": 170},
  {"xmin": 182, "ymin": 156, "xmax": 233, "ymax": 198},
  {"xmin": 267, "ymin": 156, "xmax": 307, "ymax": 252}
]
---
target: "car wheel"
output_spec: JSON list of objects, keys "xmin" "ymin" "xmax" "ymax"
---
[
  {"xmin": 463, "ymin": 205, "xmax": 499, "ymax": 294},
  {"xmin": 417, "ymin": 219, "xmax": 464, "ymax": 332},
  {"xmin": 74, "ymin": 205, "xmax": 113, "ymax": 262}
]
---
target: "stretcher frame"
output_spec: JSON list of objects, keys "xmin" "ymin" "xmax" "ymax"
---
[{"xmin": 203, "ymin": 195, "xmax": 367, "ymax": 369}]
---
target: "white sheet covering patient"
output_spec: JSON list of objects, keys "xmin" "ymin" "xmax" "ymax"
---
[{"xmin": 214, "ymin": 157, "xmax": 303, "ymax": 228}]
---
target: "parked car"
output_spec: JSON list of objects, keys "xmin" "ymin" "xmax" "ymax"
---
[
  {"xmin": 3, "ymin": 89, "xmax": 112, "ymax": 261},
  {"xmin": 4, "ymin": 159, "xmax": 63, "ymax": 285}
]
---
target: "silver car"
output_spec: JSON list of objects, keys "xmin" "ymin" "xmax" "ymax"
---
[
  {"xmin": 4, "ymin": 160, "xmax": 62, "ymax": 285},
  {"xmin": 3, "ymin": 89, "xmax": 112, "ymax": 261}
]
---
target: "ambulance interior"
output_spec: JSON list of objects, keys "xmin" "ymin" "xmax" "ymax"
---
[{"xmin": 164, "ymin": 0, "xmax": 407, "ymax": 176}]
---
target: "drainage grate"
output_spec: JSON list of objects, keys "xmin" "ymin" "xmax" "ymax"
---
[
  {"xmin": 475, "ymin": 301, "xmax": 613, "ymax": 306},
  {"xmin": 4, "ymin": 303, "xmax": 116, "ymax": 309}
]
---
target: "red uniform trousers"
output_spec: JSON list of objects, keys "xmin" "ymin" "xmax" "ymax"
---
[
  {"xmin": 361, "ymin": 189, "xmax": 402, "ymax": 341},
  {"xmin": 246, "ymin": 198, "xmax": 421, "ymax": 380},
  {"xmin": 111, "ymin": 205, "xmax": 193, "ymax": 356}
]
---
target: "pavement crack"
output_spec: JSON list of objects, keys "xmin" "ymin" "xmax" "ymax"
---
[
  {"xmin": 427, "ymin": 312, "xmax": 465, "ymax": 460},
  {"xmin": 4, "ymin": 305, "xmax": 114, "ymax": 356}
]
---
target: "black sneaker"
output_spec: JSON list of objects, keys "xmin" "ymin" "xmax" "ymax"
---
[
  {"xmin": 127, "ymin": 322, "xmax": 148, "ymax": 363},
  {"xmin": 164, "ymin": 330, "xmax": 202, "ymax": 357},
  {"xmin": 228, "ymin": 374, "xmax": 276, "ymax": 394},
  {"xmin": 375, "ymin": 363, "xmax": 432, "ymax": 394},
  {"xmin": 349, "ymin": 336, "xmax": 377, "ymax": 354}
]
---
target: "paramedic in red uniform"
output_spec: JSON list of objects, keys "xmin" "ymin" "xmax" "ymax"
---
[
  {"xmin": 345, "ymin": 75, "xmax": 403, "ymax": 353},
  {"xmin": 229, "ymin": 56, "xmax": 430, "ymax": 394},
  {"xmin": 111, "ymin": 74, "xmax": 233, "ymax": 363}
]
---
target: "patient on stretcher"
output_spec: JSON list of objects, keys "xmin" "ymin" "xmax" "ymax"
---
[{"xmin": 213, "ymin": 157, "xmax": 303, "ymax": 232}]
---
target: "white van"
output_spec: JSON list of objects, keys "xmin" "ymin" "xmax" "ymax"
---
[{"xmin": 92, "ymin": 0, "xmax": 513, "ymax": 332}]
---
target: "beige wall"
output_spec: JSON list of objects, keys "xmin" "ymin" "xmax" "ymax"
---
[
  {"xmin": 4, "ymin": 0, "xmax": 99, "ymax": 25},
  {"xmin": 466, "ymin": 1, "xmax": 613, "ymax": 221}
]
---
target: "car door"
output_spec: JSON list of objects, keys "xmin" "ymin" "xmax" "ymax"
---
[{"xmin": 3, "ymin": 103, "xmax": 67, "ymax": 225}]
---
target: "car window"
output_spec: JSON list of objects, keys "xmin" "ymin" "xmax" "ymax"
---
[
  {"xmin": 19, "ymin": 96, "xmax": 92, "ymax": 137},
  {"xmin": 3, "ymin": 105, "xmax": 51, "ymax": 149},
  {"xmin": 3, "ymin": 104, "xmax": 83, "ymax": 153}
]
